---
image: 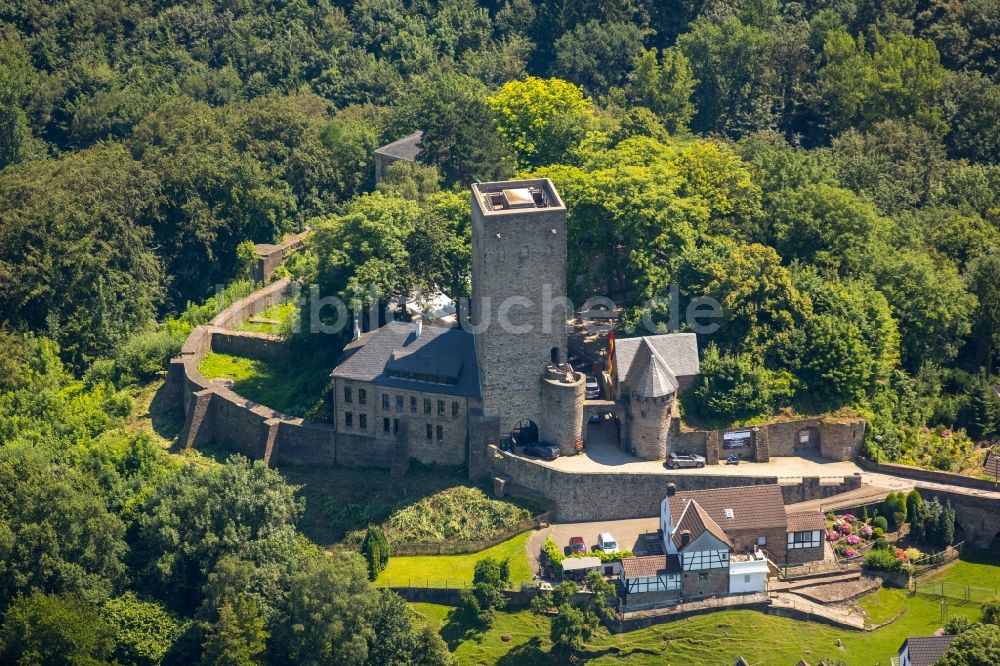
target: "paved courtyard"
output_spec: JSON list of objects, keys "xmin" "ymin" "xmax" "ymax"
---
[{"xmin": 526, "ymin": 427, "xmax": 864, "ymax": 479}]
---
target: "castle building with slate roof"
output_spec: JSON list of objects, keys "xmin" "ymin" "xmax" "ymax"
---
[{"xmin": 330, "ymin": 179, "xmax": 700, "ymax": 471}]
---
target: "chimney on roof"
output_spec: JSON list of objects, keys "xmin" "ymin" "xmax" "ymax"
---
[
  {"xmin": 680, "ymin": 530, "xmax": 691, "ymax": 547},
  {"xmin": 352, "ymin": 315, "xmax": 360, "ymax": 342},
  {"xmin": 415, "ymin": 318, "xmax": 423, "ymax": 339},
  {"xmin": 666, "ymin": 483, "xmax": 676, "ymax": 497}
]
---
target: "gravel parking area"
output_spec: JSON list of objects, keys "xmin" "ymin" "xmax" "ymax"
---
[{"xmin": 525, "ymin": 517, "xmax": 660, "ymax": 580}]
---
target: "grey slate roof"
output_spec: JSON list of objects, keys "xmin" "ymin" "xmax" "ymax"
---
[
  {"xmin": 331, "ymin": 320, "xmax": 480, "ymax": 399},
  {"xmin": 615, "ymin": 333, "xmax": 699, "ymax": 395},
  {"xmin": 624, "ymin": 339, "xmax": 679, "ymax": 397},
  {"xmin": 899, "ymin": 636, "xmax": 956, "ymax": 666},
  {"xmin": 375, "ymin": 131, "xmax": 423, "ymax": 161}
]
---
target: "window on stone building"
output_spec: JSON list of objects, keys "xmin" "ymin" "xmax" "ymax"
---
[
  {"xmin": 424, "ymin": 398, "xmax": 431, "ymax": 414},
  {"xmin": 359, "ymin": 414, "xmax": 367, "ymax": 430},
  {"xmin": 410, "ymin": 396, "xmax": 417, "ymax": 412},
  {"xmin": 358, "ymin": 389, "xmax": 367, "ymax": 405},
  {"xmin": 345, "ymin": 412, "xmax": 353, "ymax": 428},
  {"xmin": 452, "ymin": 401, "xmax": 459, "ymax": 417},
  {"xmin": 437, "ymin": 400, "xmax": 445, "ymax": 416},
  {"xmin": 344, "ymin": 386, "xmax": 352, "ymax": 403},
  {"xmin": 393, "ymin": 418, "xmax": 399, "ymax": 434},
  {"xmin": 383, "ymin": 417, "xmax": 390, "ymax": 433},
  {"xmin": 744, "ymin": 575, "xmax": 751, "ymax": 583},
  {"xmin": 396, "ymin": 395, "xmax": 404, "ymax": 411},
  {"xmin": 382, "ymin": 394, "xmax": 389, "ymax": 410},
  {"xmin": 757, "ymin": 536, "xmax": 767, "ymax": 546},
  {"xmin": 426, "ymin": 423, "xmax": 433, "ymax": 440},
  {"xmin": 436, "ymin": 425, "xmax": 443, "ymax": 442},
  {"xmin": 698, "ymin": 572, "xmax": 708, "ymax": 582},
  {"xmin": 640, "ymin": 410, "xmax": 647, "ymax": 418}
]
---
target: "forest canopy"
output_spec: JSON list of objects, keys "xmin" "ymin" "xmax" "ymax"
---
[{"xmin": 0, "ymin": 0, "xmax": 999, "ymax": 661}]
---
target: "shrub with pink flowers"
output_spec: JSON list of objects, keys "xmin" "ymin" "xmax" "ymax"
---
[
  {"xmin": 843, "ymin": 548, "xmax": 858, "ymax": 558},
  {"xmin": 827, "ymin": 531, "xmax": 837, "ymax": 541},
  {"xmin": 842, "ymin": 514, "xmax": 855, "ymax": 523},
  {"xmin": 862, "ymin": 524, "xmax": 873, "ymax": 538},
  {"xmin": 837, "ymin": 523, "xmax": 851, "ymax": 534},
  {"xmin": 847, "ymin": 534, "xmax": 861, "ymax": 545}
]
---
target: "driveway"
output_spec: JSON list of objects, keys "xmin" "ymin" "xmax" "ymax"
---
[{"xmin": 525, "ymin": 517, "xmax": 660, "ymax": 581}]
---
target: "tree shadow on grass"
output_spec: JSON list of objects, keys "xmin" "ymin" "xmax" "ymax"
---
[
  {"xmin": 440, "ymin": 609, "xmax": 488, "ymax": 650},
  {"xmin": 495, "ymin": 637, "xmax": 550, "ymax": 666}
]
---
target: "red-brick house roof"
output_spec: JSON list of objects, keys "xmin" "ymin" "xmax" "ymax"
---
[
  {"xmin": 672, "ymin": 499, "xmax": 734, "ymax": 549},
  {"xmin": 668, "ymin": 485, "xmax": 788, "ymax": 532},
  {"xmin": 786, "ymin": 510, "xmax": 826, "ymax": 533}
]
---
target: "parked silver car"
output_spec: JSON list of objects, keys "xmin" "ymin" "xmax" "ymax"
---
[
  {"xmin": 667, "ymin": 452, "xmax": 706, "ymax": 469},
  {"xmin": 585, "ymin": 375, "xmax": 600, "ymax": 399}
]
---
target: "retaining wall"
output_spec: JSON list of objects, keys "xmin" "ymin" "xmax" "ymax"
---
[
  {"xmin": 212, "ymin": 330, "xmax": 289, "ymax": 361},
  {"xmin": 856, "ymin": 457, "xmax": 1000, "ymax": 493},
  {"xmin": 491, "ymin": 447, "xmax": 862, "ymax": 523}
]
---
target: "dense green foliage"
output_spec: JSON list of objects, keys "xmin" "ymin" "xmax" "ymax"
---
[
  {"xmin": 936, "ymin": 623, "xmax": 1000, "ymax": 666},
  {"xmin": 362, "ymin": 525, "xmax": 391, "ymax": 581},
  {"xmin": 457, "ymin": 557, "xmax": 510, "ymax": 626},
  {"xmin": 1, "ymin": 0, "xmax": 1000, "ymax": 660}
]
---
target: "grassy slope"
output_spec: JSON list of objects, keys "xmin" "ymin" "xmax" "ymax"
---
[
  {"xmin": 376, "ymin": 531, "xmax": 534, "ymax": 587},
  {"xmin": 197, "ymin": 351, "xmax": 328, "ymax": 418},
  {"xmin": 412, "ymin": 552, "xmax": 1000, "ymax": 665}
]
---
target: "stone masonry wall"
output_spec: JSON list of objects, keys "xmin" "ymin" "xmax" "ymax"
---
[
  {"xmin": 167, "ymin": 277, "xmax": 399, "ymax": 469},
  {"xmin": 331, "ymin": 377, "xmax": 469, "ymax": 468},
  {"xmin": 490, "ymin": 447, "xmax": 862, "ymax": 523},
  {"xmin": 694, "ymin": 417, "xmax": 866, "ymax": 463},
  {"xmin": 540, "ymin": 367, "xmax": 585, "ymax": 456},
  {"xmin": 211, "ymin": 329, "xmax": 289, "ymax": 361},
  {"xmin": 471, "ymin": 179, "xmax": 568, "ymax": 436},
  {"xmin": 627, "ymin": 394, "xmax": 673, "ymax": 461},
  {"xmin": 251, "ymin": 230, "xmax": 308, "ymax": 284}
]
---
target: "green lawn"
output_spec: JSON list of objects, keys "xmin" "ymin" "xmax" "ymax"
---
[
  {"xmin": 197, "ymin": 350, "xmax": 330, "ymax": 419},
  {"xmin": 237, "ymin": 301, "xmax": 296, "ymax": 334},
  {"xmin": 376, "ymin": 531, "xmax": 534, "ymax": 588},
  {"xmin": 408, "ymin": 550, "xmax": 1000, "ymax": 665}
]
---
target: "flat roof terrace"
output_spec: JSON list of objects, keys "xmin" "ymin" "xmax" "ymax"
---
[{"xmin": 471, "ymin": 178, "xmax": 565, "ymax": 215}]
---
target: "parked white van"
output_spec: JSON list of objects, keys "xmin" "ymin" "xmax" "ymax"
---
[{"xmin": 598, "ymin": 532, "xmax": 619, "ymax": 553}]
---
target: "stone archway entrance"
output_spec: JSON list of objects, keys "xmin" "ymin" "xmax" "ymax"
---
[
  {"xmin": 795, "ymin": 426, "xmax": 821, "ymax": 455},
  {"xmin": 511, "ymin": 419, "xmax": 539, "ymax": 447}
]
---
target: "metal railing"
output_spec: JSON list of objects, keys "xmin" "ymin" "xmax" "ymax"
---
[{"xmin": 913, "ymin": 580, "xmax": 999, "ymax": 604}]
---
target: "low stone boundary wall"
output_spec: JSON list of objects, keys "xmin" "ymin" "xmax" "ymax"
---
[
  {"xmin": 490, "ymin": 447, "xmax": 862, "ymax": 523},
  {"xmin": 856, "ymin": 457, "xmax": 1000, "ymax": 492},
  {"xmin": 209, "ymin": 279, "xmax": 293, "ymax": 329}
]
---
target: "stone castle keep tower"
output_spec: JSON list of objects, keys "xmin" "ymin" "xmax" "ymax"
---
[{"xmin": 470, "ymin": 179, "xmax": 580, "ymax": 441}]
